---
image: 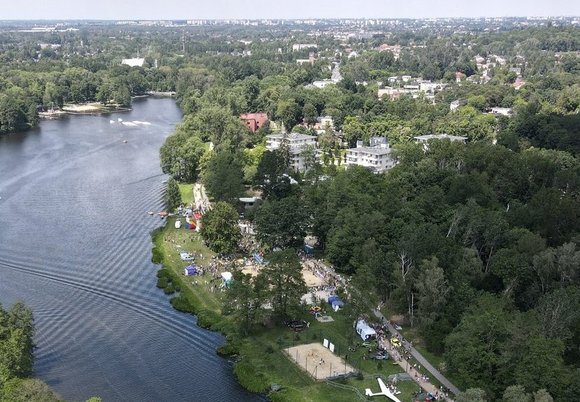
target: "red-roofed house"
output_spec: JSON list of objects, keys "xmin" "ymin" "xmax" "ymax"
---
[
  {"xmin": 455, "ymin": 72, "xmax": 466, "ymax": 83},
  {"xmin": 240, "ymin": 112, "xmax": 268, "ymax": 133}
]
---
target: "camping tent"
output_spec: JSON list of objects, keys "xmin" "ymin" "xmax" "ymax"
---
[
  {"xmin": 253, "ymin": 253, "xmax": 264, "ymax": 264},
  {"xmin": 184, "ymin": 265, "xmax": 199, "ymax": 276},
  {"xmin": 328, "ymin": 295, "xmax": 345, "ymax": 311},
  {"xmin": 175, "ymin": 220, "xmax": 181, "ymax": 229},
  {"xmin": 355, "ymin": 320, "xmax": 377, "ymax": 341},
  {"xmin": 221, "ymin": 271, "xmax": 233, "ymax": 288},
  {"xmin": 180, "ymin": 252, "xmax": 194, "ymax": 261}
]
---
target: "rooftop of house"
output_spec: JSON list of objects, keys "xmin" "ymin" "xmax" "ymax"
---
[
  {"xmin": 121, "ymin": 58, "xmax": 145, "ymax": 67},
  {"xmin": 348, "ymin": 146, "xmax": 392, "ymax": 156},
  {"xmin": 267, "ymin": 133, "xmax": 317, "ymax": 141},
  {"xmin": 414, "ymin": 133, "xmax": 468, "ymax": 142},
  {"xmin": 240, "ymin": 112, "xmax": 268, "ymax": 119}
]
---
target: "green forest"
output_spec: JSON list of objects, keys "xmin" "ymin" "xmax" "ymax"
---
[
  {"xmin": 0, "ymin": 302, "xmax": 60, "ymax": 401},
  {"xmin": 2, "ymin": 18, "xmax": 579, "ymax": 401}
]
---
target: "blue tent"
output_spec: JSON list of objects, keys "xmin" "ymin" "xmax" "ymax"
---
[
  {"xmin": 328, "ymin": 295, "xmax": 345, "ymax": 311},
  {"xmin": 253, "ymin": 253, "xmax": 264, "ymax": 264},
  {"xmin": 184, "ymin": 265, "xmax": 199, "ymax": 276}
]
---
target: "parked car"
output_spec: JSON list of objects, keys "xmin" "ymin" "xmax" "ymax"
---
[
  {"xmin": 373, "ymin": 353, "xmax": 390, "ymax": 360},
  {"xmin": 285, "ymin": 320, "xmax": 308, "ymax": 331},
  {"xmin": 180, "ymin": 252, "xmax": 194, "ymax": 261}
]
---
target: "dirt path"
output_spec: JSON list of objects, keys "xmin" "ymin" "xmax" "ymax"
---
[{"xmin": 193, "ymin": 182, "xmax": 211, "ymax": 213}]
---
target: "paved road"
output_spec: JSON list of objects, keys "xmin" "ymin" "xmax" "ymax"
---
[{"xmin": 372, "ymin": 309, "xmax": 461, "ymax": 396}]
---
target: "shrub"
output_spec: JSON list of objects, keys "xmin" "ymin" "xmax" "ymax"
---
[
  {"xmin": 196, "ymin": 309, "xmax": 218, "ymax": 329},
  {"xmin": 151, "ymin": 247, "xmax": 163, "ymax": 264},
  {"xmin": 170, "ymin": 295, "xmax": 196, "ymax": 313},
  {"xmin": 217, "ymin": 339, "xmax": 241, "ymax": 357},
  {"xmin": 233, "ymin": 361, "xmax": 269, "ymax": 393},
  {"xmin": 156, "ymin": 269, "xmax": 170, "ymax": 278},
  {"xmin": 156, "ymin": 277, "xmax": 168, "ymax": 289}
]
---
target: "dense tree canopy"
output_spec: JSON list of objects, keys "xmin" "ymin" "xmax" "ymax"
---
[
  {"xmin": 0, "ymin": 302, "xmax": 59, "ymax": 401},
  {"xmin": 202, "ymin": 151, "xmax": 245, "ymax": 204},
  {"xmin": 200, "ymin": 201, "xmax": 241, "ymax": 255},
  {"xmin": 164, "ymin": 177, "xmax": 182, "ymax": 212}
]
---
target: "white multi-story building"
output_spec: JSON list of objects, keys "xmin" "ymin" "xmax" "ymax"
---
[
  {"xmin": 266, "ymin": 133, "xmax": 317, "ymax": 172},
  {"xmin": 345, "ymin": 137, "xmax": 396, "ymax": 173},
  {"xmin": 292, "ymin": 44, "xmax": 318, "ymax": 51}
]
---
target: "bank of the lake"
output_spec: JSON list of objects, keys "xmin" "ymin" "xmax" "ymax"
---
[
  {"xmin": 0, "ymin": 98, "xmax": 259, "ymax": 402},
  {"xmin": 152, "ymin": 187, "xmax": 420, "ymax": 402}
]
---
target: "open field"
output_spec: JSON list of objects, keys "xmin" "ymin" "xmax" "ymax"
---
[{"xmin": 178, "ymin": 183, "xmax": 194, "ymax": 206}]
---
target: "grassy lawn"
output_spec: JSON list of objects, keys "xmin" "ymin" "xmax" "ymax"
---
[
  {"xmin": 178, "ymin": 183, "xmax": 194, "ymax": 207},
  {"xmin": 153, "ymin": 217, "xmax": 221, "ymax": 312},
  {"xmin": 152, "ymin": 219, "xmax": 423, "ymax": 401}
]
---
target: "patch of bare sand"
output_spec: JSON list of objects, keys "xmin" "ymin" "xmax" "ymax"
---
[
  {"xmin": 285, "ymin": 342, "xmax": 355, "ymax": 380},
  {"xmin": 62, "ymin": 103, "xmax": 105, "ymax": 112}
]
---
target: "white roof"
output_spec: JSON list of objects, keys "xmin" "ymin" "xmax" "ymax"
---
[
  {"xmin": 267, "ymin": 133, "xmax": 316, "ymax": 141},
  {"xmin": 121, "ymin": 58, "xmax": 145, "ymax": 67},
  {"xmin": 414, "ymin": 133, "xmax": 467, "ymax": 142},
  {"xmin": 239, "ymin": 197, "xmax": 259, "ymax": 203},
  {"xmin": 348, "ymin": 146, "xmax": 391, "ymax": 156}
]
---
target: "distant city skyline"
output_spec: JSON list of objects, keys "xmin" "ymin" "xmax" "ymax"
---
[{"xmin": 2, "ymin": 0, "xmax": 579, "ymax": 20}]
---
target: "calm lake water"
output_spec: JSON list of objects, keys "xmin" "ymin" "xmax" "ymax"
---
[{"xmin": 0, "ymin": 98, "xmax": 260, "ymax": 401}]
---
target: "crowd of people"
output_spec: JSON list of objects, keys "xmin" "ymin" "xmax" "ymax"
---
[{"xmin": 369, "ymin": 321, "xmax": 450, "ymax": 401}]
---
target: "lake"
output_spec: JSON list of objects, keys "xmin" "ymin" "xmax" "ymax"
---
[{"xmin": 0, "ymin": 98, "xmax": 260, "ymax": 401}]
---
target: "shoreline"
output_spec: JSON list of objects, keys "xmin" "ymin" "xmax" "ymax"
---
[
  {"xmin": 150, "ymin": 214, "xmax": 425, "ymax": 401},
  {"xmin": 38, "ymin": 103, "xmax": 132, "ymax": 120},
  {"xmin": 61, "ymin": 103, "xmax": 132, "ymax": 115}
]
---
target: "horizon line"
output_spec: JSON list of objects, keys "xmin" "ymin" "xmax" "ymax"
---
[{"xmin": 0, "ymin": 16, "xmax": 579, "ymax": 22}]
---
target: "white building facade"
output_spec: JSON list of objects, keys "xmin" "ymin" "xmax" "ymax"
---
[
  {"xmin": 345, "ymin": 137, "xmax": 396, "ymax": 173},
  {"xmin": 266, "ymin": 133, "xmax": 317, "ymax": 172}
]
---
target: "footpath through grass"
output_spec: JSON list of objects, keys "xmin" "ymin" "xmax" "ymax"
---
[{"xmin": 152, "ymin": 192, "xmax": 421, "ymax": 401}]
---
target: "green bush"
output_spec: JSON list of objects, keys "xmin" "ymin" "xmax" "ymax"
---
[
  {"xmin": 233, "ymin": 361, "xmax": 269, "ymax": 393},
  {"xmin": 156, "ymin": 269, "xmax": 170, "ymax": 278},
  {"xmin": 156, "ymin": 277, "xmax": 168, "ymax": 289},
  {"xmin": 151, "ymin": 247, "xmax": 163, "ymax": 264},
  {"xmin": 170, "ymin": 295, "xmax": 196, "ymax": 313},
  {"xmin": 217, "ymin": 339, "xmax": 241, "ymax": 357},
  {"xmin": 197, "ymin": 309, "xmax": 222, "ymax": 329},
  {"xmin": 164, "ymin": 285, "xmax": 175, "ymax": 295}
]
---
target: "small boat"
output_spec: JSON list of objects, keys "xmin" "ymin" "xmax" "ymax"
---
[
  {"xmin": 118, "ymin": 117, "xmax": 123, "ymax": 122},
  {"xmin": 110, "ymin": 119, "xmax": 115, "ymax": 124},
  {"xmin": 123, "ymin": 140, "xmax": 128, "ymax": 143},
  {"xmin": 148, "ymin": 211, "xmax": 154, "ymax": 215}
]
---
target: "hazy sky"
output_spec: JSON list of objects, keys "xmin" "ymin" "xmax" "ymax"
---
[{"xmin": 1, "ymin": 0, "xmax": 579, "ymax": 20}]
